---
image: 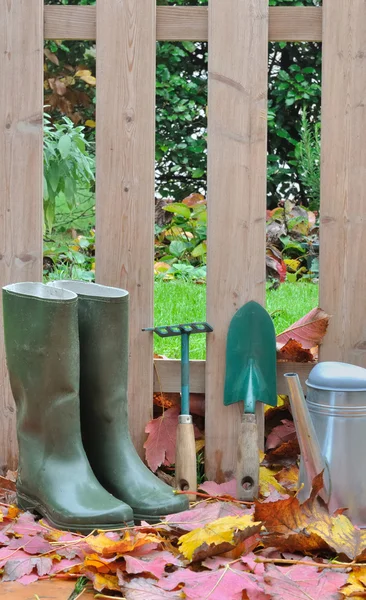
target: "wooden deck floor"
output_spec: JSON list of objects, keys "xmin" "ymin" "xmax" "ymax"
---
[{"xmin": 0, "ymin": 580, "xmax": 95, "ymax": 599}]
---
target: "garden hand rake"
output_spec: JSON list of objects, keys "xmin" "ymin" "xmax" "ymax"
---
[{"xmin": 143, "ymin": 322, "xmax": 213, "ymax": 500}]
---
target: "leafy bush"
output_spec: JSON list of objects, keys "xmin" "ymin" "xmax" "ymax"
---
[
  {"xmin": 43, "ymin": 114, "xmax": 95, "ymax": 232},
  {"xmin": 294, "ymin": 108, "xmax": 321, "ymax": 211}
]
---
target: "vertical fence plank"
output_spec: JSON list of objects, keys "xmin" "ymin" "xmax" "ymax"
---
[
  {"xmin": 205, "ymin": 0, "xmax": 269, "ymax": 481},
  {"xmin": 320, "ymin": 0, "xmax": 366, "ymax": 367},
  {"xmin": 96, "ymin": 0, "xmax": 156, "ymax": 456},
  {"xmin": 0, "ymin": 0, "xmax": 43, "ymax": 471}
]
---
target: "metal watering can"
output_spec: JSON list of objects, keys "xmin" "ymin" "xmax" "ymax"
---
[{"xmin": 285, "ymin": 362, "xmax": 366, "ymax": 528}]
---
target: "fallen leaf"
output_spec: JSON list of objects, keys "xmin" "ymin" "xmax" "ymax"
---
[
  {"xmin": 278, "ymin": 338, "xmax": 315, "ymax": 362},
  {"xmin": 92, "ymin": 572, "xmax": 120, "ymax": 592},
  {"xmin": 159, "ymin": 565, "xmax": 267, "ymax": 600},
  {"xmin": 119, "ymin": 573, "xmax": 182, "ymax": 599},
  {"xmin": 0, "ymin": 476, "xmax": 16, "ymax": 492},
  {"xmin": 178, "ymin": 515, "xmax": 262, "ymax": 562},
  {"xmin": 87, "ymin": 531, "xmax": 161, "ymax": 558},
  {"xmin": 262, "ymin": 439, "xmax": 300, "ymax": 467},
  {"xmin": 262, "ymin": 563, "xmax": 348, "ymax": 600},
  {"xmin": 144, "ymin": 406, "xmax": 202, "ymax": 471},
  {"xmin": 199, "ymin": 479, "xmax": 237, "ymax": 498},
  {"xmin": 266, "ymin": 419, "xmax": 296, "ymax": 450},
  {"xmin": 2, "ymin": 556, "xmax": 53, "ymax": 581},
  {"xmin": 274, "ymin": 465, "xmax": 299, "ymax": 493},
  {"xmin": 161, "ymin": 502, "xmax": 253, "ymax": 534},
  {"xmin": 276, "ymin": 307, "xmax": 330, "ymax": 349},
  {"xmin": 144, "ymin": 406, "xmax": 179, "ymax": 472},
  {"xmin": 342, "ymin": 567, "xmax": 366, "ymax": 597},
  {"xmin": 259, "ymin": 466, "xmax": 288, "ymax": 498},
  {"xmin": 124, "ymin": 551, "xmax": 181, "ymax": 579},
  {"xmin": 254, "ymin": 474, "xmax": 329, "ymax": 554}
]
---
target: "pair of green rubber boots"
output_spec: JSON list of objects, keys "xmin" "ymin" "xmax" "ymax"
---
[{"xmin": 2, "ymin": 281, "xmax": 188, "ymax": 532}]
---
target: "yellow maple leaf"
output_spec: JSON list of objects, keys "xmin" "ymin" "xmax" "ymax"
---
[
  {"xmin": 178, "ymin": 515, "xmax": 262, "ymax": 561},
  {"xmin": 342, "ymin": 567, "xmax": 366, "ymax": 598},
  {"xmin": 93, "ymin": 573, "xmax": 120, "ymax": 593},
  {"xmin": 259, "ymin": 465, "xmax": 287, "ymax": 498},
  {"xmin": 85, "ymin": 119, "xmax": 96, "ymax": 128}
]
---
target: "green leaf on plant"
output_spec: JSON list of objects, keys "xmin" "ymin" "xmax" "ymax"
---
[
  {"xmin": 163, "ymin": 203, "xmax": 191, "ymax": 219},
  {"xmin": 58, "ymin": 134, "xmax": 72, "ymax": 159},
  {"xmin": 191, "ymin": 242, "xmax": 207, "ymax": 258}
]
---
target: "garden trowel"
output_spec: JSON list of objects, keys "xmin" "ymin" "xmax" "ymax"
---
[{"xmin": 224, "ymin": 301, "xmax": 277, "ymax": 501}]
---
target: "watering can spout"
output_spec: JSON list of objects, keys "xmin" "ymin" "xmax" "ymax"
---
[{"xmin": 285, "ymin": 373, "xmax": 330, "ymax": 503}]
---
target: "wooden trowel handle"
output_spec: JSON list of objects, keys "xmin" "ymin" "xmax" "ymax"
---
[
  {"xmin": 175, "ymin": 415, "xmax": 197, "ymax": 501},
  {"xmin": 236, "ymin": 413, "xmax": 259, "ymax": 502}
]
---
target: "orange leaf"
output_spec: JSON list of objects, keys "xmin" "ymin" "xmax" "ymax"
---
[
  {"xmin": 277, "ymin": 339, "xmax": 315, "ymax": 362},
  {"xmin": 87, "ymin": 531, "xmax": 161, "ymax": 558}
]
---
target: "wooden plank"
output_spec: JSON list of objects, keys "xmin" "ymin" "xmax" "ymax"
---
[
  {"xmin": 44, "ymin": 5, "xmax": 323, "ymax": 42},
  {"xmin": 205, "ymin": 0, "xmax": 269, "ymax": 482},
  {"xmin": 0, "ymin": 0, "xmax": 43, "ymax": 472},
  {"xmin": 153, "ymin": 359, "xmax": 312, "ymax": 395},
  {"xmin": 319, "ymin": 0, "xmax": 366, "ymax": 367},
  {"xmin": 44, "ymin": 5, "xmax": 96, "ymax": 40},
  {"xmin": 95, "ymin": 0, "xmax": 156, "ymax": 458},
  {"xmin": 269, "ymin": 7, "xmax": 321, "ymax": 42},
  {"xmin": 1, "ymin": 580, "xmax": 94, "ymax": 599}
]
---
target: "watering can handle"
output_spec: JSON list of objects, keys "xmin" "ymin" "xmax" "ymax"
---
[{"xmin": 236, "ymin": 413, "xmax": 259, "ymax": 502}]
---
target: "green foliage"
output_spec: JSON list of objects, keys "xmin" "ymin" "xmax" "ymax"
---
[
  {"xmin": 155, "ymin": 194, "xmax": 207, "ymax": 278},
  {"xmin": 43, "ymin": 231, "xmax": 95, "ymax": 282},
  {"xmin": 43, "ymin": 114, "xmax": 95, "ymax": 232},
  {"xmin": 294, "ymin": 108, "xmax": 321, "ymax": 211},
  {"xmin": 45, "ymin": 0, "xmax": 322, "ymax": 207}
]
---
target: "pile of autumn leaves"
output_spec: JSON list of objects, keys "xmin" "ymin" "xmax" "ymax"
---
[{"xmin": 1, "ymin": 404, "xmax": 366, "ymax": 599}]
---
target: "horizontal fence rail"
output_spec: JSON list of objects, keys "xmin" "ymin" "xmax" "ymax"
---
[
  {"xmin": 153, "ymin": 359, "xmax": 312, "ymax": 396},
  {"xmin": 44, "ymin": 5, "xmax": 322, "ymax": 42}
]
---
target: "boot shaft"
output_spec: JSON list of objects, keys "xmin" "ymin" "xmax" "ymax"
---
[
  {"xmin": 3, "ymin": 283, "xmax": 82, "ymax": 463},
  {"xmin": 49, "ymin": 281, "xmax": 129, "ymax": 423}
]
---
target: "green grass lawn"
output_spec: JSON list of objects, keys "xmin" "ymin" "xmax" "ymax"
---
[{"xmin": 154, "ymin": 281, "xmax": 319, "ymax": 359}]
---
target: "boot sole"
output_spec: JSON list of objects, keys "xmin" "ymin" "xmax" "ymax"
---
[{"xmin": 17, "ymin": 492, "xmax": 134, "ymax": 533}]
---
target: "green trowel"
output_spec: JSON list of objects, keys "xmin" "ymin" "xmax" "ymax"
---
[{"xmin": 224, "ymin": 301, "xmax": 277, "ymax": 501}]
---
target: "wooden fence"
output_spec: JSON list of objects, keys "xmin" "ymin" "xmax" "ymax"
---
[{"xmin": 1, "ymin": 1, "xmax": 365, "ymax": 481}]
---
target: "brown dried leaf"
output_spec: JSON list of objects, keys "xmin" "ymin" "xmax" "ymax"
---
[{"xmin": 277, "ymin": 339, "xmax": 315, "ymax": 362}]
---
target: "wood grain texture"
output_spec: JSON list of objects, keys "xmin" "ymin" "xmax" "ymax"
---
[
  {"xmin": 0, "ymin": 580, "xmax": 94, "ymax": 599},
  {"xmin": 175, "ymin": 421, "xmax": 197, "ymax": 500},
  {"xmin": 0, "ymin": 0, "xmax": 43, "ymax": 471},
  {"xmin": 44, "ymin": 5, "xmax": 322, "ymax": 42},
  {"xmin": 236, "ymin": 414, "xmax": 259, "ymax": 501},
  {"xmin": 153, "ymin": 359, "xmax": 312, "ymax": 395},
  {"xmin": 319, "ymin": 0, "xmax": 366, "ymax": 366},
  {"xmin": 205, "ymin": 0, "xmax": 269, "ymax": 482},
  {"xmin": 44, "ymin": 5, "xmax": 96, "ymax": 40},
  {"xmin": 96, "ymin": 0, "xmax": 156, "ymax": 457}
]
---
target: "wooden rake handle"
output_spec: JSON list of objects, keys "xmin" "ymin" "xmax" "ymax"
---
[{"xmin": 175, "ymin": 415, "xmax": 197, "ymax": 502}]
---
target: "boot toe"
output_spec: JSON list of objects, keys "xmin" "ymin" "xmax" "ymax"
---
[{"xmin": 131, "ymin": 488, "xmax": 189, "ymax": 524}]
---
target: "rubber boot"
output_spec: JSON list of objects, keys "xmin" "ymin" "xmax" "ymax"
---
[
  {"xmin": 2, "ymin": 283, "xmax": 134, "ymax": 532},
  {"xmin": 48, "ymin": 281, "xmax": 189, "ymax": 523}
]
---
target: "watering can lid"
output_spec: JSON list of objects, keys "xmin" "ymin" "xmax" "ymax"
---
[{"xmin": 306, "ymin": 362, "xmax": 366, "ymax": 392}]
